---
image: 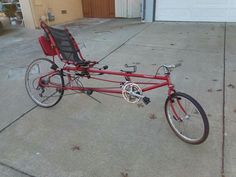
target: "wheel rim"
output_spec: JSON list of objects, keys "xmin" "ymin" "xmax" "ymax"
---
[
  {"xmin": 166, "ymin": 96, "xmax": 205, "ymax": 143},
  {"xmin": 25, "ymin": 59, "xmax": 63, "ymax": 107}
]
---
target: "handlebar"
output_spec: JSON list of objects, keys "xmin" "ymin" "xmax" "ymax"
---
[
  {"xmin": 156, "ymin": 63, "xmax": 182, "ymax": 75},
  {"xmin": 164, "ymin": 63, "xmax": 182, "ymax": 70}
]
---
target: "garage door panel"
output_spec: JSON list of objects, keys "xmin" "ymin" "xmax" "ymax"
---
[
  {"xmin": 194, "ymin": 4, "xmax": 226, "ymax": 8},
  {"xmin": 191, "ymin": 9, "xmax": 226, "ymax": 18},
  {"xmin": 156, "ymin": 9, "xmax": 227, "ymax": 21},
  {"xmin": 227, "ymin": 9, "xmax": 236, "ymax": 21},
  {"xmin": 227, "ymin": 1, "xmax": 236, "ymax": 8},
  {"xmin": 156, "ymin": 0, "xmax": 235, "ymax": 21},
  {"xmin": 156, "ymin": 9, "xmax": 191, "ymax": 21},
  {"xmin": 157, "ymin": 0, "xmax": 226, "ymax": 8},
  {"xmin": 195, "ymin": 0, "xmax": 225, "ymax": 6},
  {"xmin": 157, "ymin": 0, "xmax": 191, "ymax": 8}
]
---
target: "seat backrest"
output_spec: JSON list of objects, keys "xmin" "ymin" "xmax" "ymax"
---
[{"xmin": 40, "ymin": 21, "xmax": 84, "ymax": 65}]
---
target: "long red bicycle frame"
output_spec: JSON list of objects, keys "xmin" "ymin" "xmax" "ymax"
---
[
  {"xmin": 38, "ymin": 62, "xmax": 188, "ymax": 121},
  {"xmin": 66, "ymin": 67, "xmax": 170, "ymax": 94},
  {"xmin": 41, "ymin": 65, "xmax": 170, "ymax": 93}
]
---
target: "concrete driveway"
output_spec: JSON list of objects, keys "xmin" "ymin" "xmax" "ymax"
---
[{"xmin": 0, "ymin": 18, "xmax": 235, "ymax": 177}]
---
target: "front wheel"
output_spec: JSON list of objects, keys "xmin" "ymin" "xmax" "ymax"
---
[{"xmin": 165, "ymin": 92, "xmax": 209, "ymax": 144}]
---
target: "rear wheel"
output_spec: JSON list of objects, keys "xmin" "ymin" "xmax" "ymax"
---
[
  {"xmin": 165, "ymin": 92, "xmax": 209, "ymax": 144},
  {"xmin": 25, "ymin": 58, "xmax": 64, "ymax": 108}
]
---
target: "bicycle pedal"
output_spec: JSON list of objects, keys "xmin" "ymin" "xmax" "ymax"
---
[
  {"xmin": 103, "ymin": 65, "xmax": 108, "ymax": 70},
  {"xmin": 143, "ymin": 97, "xmax": 151, "ymax": 105}
]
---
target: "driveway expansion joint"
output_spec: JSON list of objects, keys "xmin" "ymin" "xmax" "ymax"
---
[
  {"xmin": 98, "ymin": 23, "xmax": 151, "ymax": 63},
  {"xmin": 0, "ymin": 106, "xmax": 37, "ymax": 134},
  {"xmin": 221, "ymin": 22, "xmax": 226, "ymax": 177},
  {"xmin": 0, "ymin": 161, "xmax": 36, "ymax": 177}
]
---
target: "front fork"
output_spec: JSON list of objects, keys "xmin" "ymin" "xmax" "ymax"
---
[{"xmin": 168, "ymin": 84, "xmax": 187, "ymax": 121}]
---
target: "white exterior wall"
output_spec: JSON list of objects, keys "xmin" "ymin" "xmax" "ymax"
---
[
  {"xmin": 155, "ymin": 0, "xmax": 236, "ymax": 22},
  {"xmin": 115, "ymin": 0, "xmax": 141, "ymax": 18},
  {"xmin": 19, "ymin": 0, "xmax": 36, "ymax": 29}
]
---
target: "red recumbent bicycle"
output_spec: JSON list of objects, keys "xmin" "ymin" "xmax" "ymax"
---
[{"xmin": 25, "ymin": 21, "xmax": 209, "ymax": 144}]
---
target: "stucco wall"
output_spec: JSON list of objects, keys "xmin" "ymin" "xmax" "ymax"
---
[
  {"xmin": 20, "ymin": 0, "xmax": 83, "ymax": 29},
  {"xmin": 48, "ymin": 0, "xmax": 83, "ymax": 25},
  {"xmin": 19, "ymin": 0, "xmax": 35, "ymax": 29}
]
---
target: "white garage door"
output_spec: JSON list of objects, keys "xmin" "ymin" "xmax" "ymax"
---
[{"xmin": 155, "ymin": 0, "xmax": 236, "ymax": 22}]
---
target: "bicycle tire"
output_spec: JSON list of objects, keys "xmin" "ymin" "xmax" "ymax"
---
[
  {"xmin": 25, "ymin": 58, "xmax": 64, "ymax": 108},
  {"xmin": 165, "ymin": 92, "xmax": 209, "ymax": 144}
]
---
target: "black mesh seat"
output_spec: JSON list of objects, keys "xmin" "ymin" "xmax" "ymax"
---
[{"xmin": 47, "ymin": 26, "xmax": 87, "ymax": 66}]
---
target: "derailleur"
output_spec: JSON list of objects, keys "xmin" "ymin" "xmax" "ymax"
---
[
  {"xmin": 36, "ymin": 78, "xmax": 49, "ymax": 97},
  {"xmin": 36, "ymin": 85, "xmax": 45, "ymax": 97}
]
